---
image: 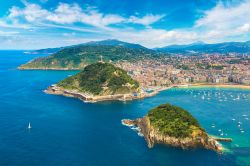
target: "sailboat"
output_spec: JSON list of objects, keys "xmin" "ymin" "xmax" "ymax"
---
[{"xmin": 28, "ymin": 122, "xmax": 32, "ymax": 129}]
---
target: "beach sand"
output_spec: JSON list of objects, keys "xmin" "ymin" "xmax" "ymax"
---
[{"xmin": 181, "ymin": 84, "xmax": 250, "ymax": 90}]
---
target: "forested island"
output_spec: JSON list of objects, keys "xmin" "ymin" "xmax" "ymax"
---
[
  {"xmin": 45, "ymin": 62, "xmax": 147, "ymax": 102},
  {"xmin": 122, "ymin": 103, "xmax": 232, "ymax": 152}
]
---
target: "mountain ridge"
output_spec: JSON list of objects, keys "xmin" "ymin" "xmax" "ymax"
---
[
  {"xmin": 156, "ymin": 40, "xmax": 250, "ymax": 54},
  {"xmin": 27, "ymin": 39, "xmax": 148, "ymax": 54},
  {"xmin": 27, "ymin": 39, "xmax": 250, "ymax": 55}
]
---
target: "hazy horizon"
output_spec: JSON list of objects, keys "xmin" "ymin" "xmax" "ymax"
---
[{"xmin": 0, "ymin": 0, "xmax": 250, "ymax": 49}]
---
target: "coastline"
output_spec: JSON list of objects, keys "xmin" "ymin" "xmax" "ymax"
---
[
  {"xmin": 44, "ymin": 85, "xmax": 170, "ymax": 103},
  {"xmin": 121, "ymin": 118, "xmax": 231, "ymax": 153},
  {"xmin": 173, "ymin": 83, "xmax": 250, "ymax": 90},
  {"xmin": 44, "ymin": 83, "xmax": 249, "ymax": 103},
  {"xmin": 18, "ymin": 67, "xmax": 81, "ymax": 71}
]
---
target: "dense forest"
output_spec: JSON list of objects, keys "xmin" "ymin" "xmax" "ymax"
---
[
  {"xmin": 57, "ymin": 62, "xmax": 140, "ymax": 95},
  {"xmin": 20, "ymin": 44, "xmax": 160, "ymax": 69},
  {"xmin": 148, "ymin": 103, "xmax": 204, "ymax": 138}
]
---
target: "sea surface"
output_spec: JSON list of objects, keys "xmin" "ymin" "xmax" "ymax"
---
[{"xmin": 0, "ymin": 50, "xmax": 250, "ymax": 166}]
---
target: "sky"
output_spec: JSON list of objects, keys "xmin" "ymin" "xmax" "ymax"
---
[{"xmin": 0, "ymin": 0, "xmax": 250, "ymax": 49}]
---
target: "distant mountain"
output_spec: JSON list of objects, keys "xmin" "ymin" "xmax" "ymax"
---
[
  {"xmin": 25, "ymin": 47, "xmax": 64, "ymax": 54},
  {"xmin": 83, "ymin": 39, "xmax": 147, "ymax": 49},
  {"xmin": 26, "ymin": 39, "xmax": 147, "ymax": 54},
  {"xmin": 156, "ymin": 41, "xmax": 250, "ymax": 54},
  {"xmin": 19, "ymin": 39, "xmax": 159, "ymax": 70}
]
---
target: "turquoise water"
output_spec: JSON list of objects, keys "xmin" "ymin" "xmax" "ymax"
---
[{"xmin": 0, "ymin": 51, "xmax": 249, "ymax": 166}]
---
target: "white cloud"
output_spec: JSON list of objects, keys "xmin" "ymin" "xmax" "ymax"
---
[
  {"xmin": 237, "ymin": 23, "xmax": 250, "ymax": 33},
  {"xmin": 5, "ymin": 3, "xmax": 162, "ymax": 28},
  {"xmin": 11, "ymin": 4, "xmax": 49, "ymax": 22},
  {"xmin": 0, "ymin": 30, "xmax": 19, "ymax": 36},
  {"xmin": 195, "ymin": 1, "xmax": 250, "ymax": 37},
  {"xmin": 128, "ymin": 14, "xmax": 165, "ymax": 26},
  {"xmin": 1, "ymin": 1, "xmax": 250, "ymax": 49}
]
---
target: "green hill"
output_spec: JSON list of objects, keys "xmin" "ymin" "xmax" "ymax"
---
[
  {"xmin": 19, "ymin": 40, "xmax": 160, "ymax": 70},
  {"xmin": 122, "ymin": 103, "xmax": 228, "ymax": 152},
  {"xmin": 57, "ymin": 62, "xmax": 140, "ymax": 95},
  {"xmin": 148, "ymin": 103, "xmax": 204, "ymax": 138}
]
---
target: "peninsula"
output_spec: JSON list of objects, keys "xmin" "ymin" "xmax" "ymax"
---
[
  {"xmin": 19, "ymin": 39, "xmax": 159, "ymax": 70},
  {"xmin": 45, "ymin": 62, "xmax": 149, "ymax": 102},
  {"xmin": 122, "ymin": 103, "xmax": 232, "ymax": 152}
]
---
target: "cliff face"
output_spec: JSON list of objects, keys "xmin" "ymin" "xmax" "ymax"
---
[{"xmin": 122, "ymin": 117, "xmax": 224, "ymax": 152}]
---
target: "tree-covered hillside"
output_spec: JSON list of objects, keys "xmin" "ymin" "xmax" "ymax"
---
[
  {"xmin": 57, "ymin": 62, "xmax": 140, "ymax": 95},
  {"xmin": 20, "ymin": 41, "xmax": 159, "ymax": 69},
  {"xmin": 148, "ymin": 103, "xmax": 204, "ymax": 138}
]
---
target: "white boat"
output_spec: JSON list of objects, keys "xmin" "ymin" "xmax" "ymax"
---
[{"xmin": 28, "ymin": 122, "xmax": 32, "ymax": 129}]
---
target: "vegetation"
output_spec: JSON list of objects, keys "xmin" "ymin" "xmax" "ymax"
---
[
  {"xmin": 20, "ymin": 44, "xmax": 160, "ymax": 69},
  {"xmin": 177, "ymin": 64, "xmax": 189, "ymax": 70},
  {"xmin": 148, "ymin": 103, "xmax": 204, "ymax": 138},
  {"xmin": 196, "ymin": 63, "xmax": 224, "ymax": 70},
  {"xmin": 157, "ymin": 40, "xmax": 250, "ymax": 54},
  {"xmin": 57, "ymin": 62, "xmax": 140, "ymax": 95}
]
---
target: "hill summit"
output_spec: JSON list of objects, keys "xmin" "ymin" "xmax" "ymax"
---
[
  {"xmin": 45, "ymin": 62, "xmax": 143, "ymax": 102},
  {"xmin": 57, "ymin": 62, "xmax": 140, "ymax": 95},
  {"xmin": 122, "ymin": 103, "xmax": 232, "ymax": 152},
  {"xmin": 19, "ymin": 39, "xmax": 158, "ymax": 70}
]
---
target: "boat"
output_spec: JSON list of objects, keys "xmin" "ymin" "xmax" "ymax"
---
[{"xmin": 28, "ymin": 122, "xmax": 32, "ymax": 129}]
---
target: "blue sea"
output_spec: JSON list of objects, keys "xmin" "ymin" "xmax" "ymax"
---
[{"xmin": 0, "ymin": 50, "xmax": 249, "ymax": 166}]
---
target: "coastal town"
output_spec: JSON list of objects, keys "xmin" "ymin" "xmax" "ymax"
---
[{"xmin": 116, "ymin": 53, "xmax": 250, "ymax": 88}]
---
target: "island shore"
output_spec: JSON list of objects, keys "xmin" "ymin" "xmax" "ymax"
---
[
  {"xmin": 45, "ymin": 85, "xmax": 171, "ymax": 102},
  {"xmin": 44, "ymin": 83, "xmax": 250, "ymax": 103},
  {"xmin": 122, "ymin": 118, "xmax": 232, "ymax": 153}
]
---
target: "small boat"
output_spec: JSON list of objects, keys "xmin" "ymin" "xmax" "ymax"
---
[{"xmin": 28, "ymin": 122, "xmax": 32, "ymax": 129}]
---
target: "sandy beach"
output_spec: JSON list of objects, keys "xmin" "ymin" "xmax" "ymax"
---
[{"xmin": 174, "ymin": 83, "xmax": 250, "ymax": 90}]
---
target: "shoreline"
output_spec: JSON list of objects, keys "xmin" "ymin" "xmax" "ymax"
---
[
  {"xmin": 121, "ymin": 118, "xmax": 231, "ymax": 153},
  {"xmin": 44, "ymin": 83, "xmax": 249, "ymax": 103},
  {"xmin": 173, "ymin": 83, "xmax": 250, "ymax": 90},
  {"xmin": 18, "ymin": 67, "xmax": 81, "ymax": 71},
  {"xmin": 44, "ymin": 85, "xmax": 169, "ymax": 103}
]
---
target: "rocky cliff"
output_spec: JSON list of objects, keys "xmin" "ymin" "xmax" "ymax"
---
[{"xmin": 122, "ymin": 117, "xmax": 231, "ymax": 153}]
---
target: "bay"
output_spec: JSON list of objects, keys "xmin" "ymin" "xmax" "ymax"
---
[{"xmin": 0, "ymin": 51, "xmax": 249, "ymax": 166}]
